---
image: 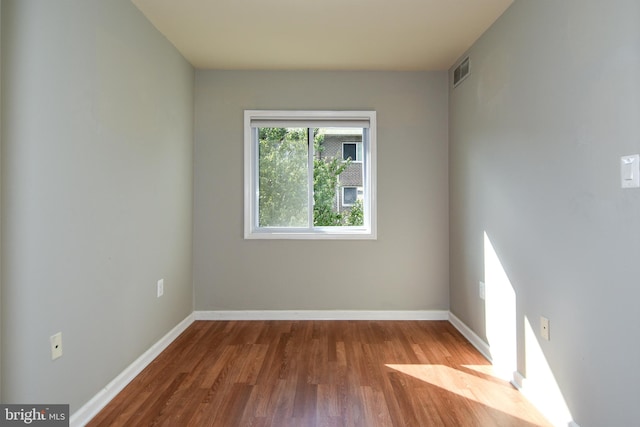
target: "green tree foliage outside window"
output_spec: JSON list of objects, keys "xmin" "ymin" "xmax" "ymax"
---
[
  {"xmin": 258, "ymin": 128, "xmax": 364, "ymax": 227},
  {"xmin": 345, "ymin": 199, "xmax": 364, "ymax": 226},
  {"xmin": 258, "ymin": 128, "xmax": 309, "ymax": 227}
]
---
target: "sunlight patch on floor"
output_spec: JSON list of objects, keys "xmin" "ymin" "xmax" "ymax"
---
[
  {"xmin": 462, "ymin": 364, "xmax": 503, "ymax": 379},
  {"xmin": 386, "ymin": 363, "xmax": 550, "ymax": 426}
]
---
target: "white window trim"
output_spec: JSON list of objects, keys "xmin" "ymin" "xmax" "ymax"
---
[{"xmin": 244, "ymin": 110, "xmax": 377, "ymax": 240}]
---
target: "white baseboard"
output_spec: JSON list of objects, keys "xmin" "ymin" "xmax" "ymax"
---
[
  {"xmin": 511, "ymin": 370, "xmax": 526, "ymax": 390},
  {"xmin": 194, "ymin": 310, "xmax": 449, "ymax": 321},
  {"xmin": 447, "ymin": 312, "xmax": 492, "ymax": 362},
  {"xmin": 70, "ymin": 313, "xmax": 194, "ymax": 427}
]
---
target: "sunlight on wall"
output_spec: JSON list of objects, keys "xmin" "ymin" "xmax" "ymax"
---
[
  {"xmin": 482, "ymin": 230, "xmax": 575, "ymax": 426},
  {"xmin": 483, "ymin": 232, "xmax": 517, "ymax": 379},
  {"xmin": 522, "ymin": 317, "xmax": 574, "ymax": 427}
]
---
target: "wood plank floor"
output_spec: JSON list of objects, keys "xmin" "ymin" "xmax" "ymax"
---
[{"xmin": 88, "ymin": 320, "xmax": 551, "ymax": 426}]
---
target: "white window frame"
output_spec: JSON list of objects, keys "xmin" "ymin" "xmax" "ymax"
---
[{"xmin": 244, "ymin": 110, "xmax": 377, "ymax": 240}]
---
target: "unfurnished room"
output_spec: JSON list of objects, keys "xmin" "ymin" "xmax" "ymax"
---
[{"xmin": 0, "ymin": 1, "xmax": 638, "ymax": 426}]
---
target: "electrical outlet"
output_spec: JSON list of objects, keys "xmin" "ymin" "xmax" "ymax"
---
[
  {"xmin": 479, "ymin": 281, "xmax": 485, "ymax": 300},
  {"xmin": 50, "ymin": 332, "xmax": 63, "ymax": 360},
  {"xmin": 157, "ymin": 279, "xmax": 164, "ymax": 298},
  {"xmin": 540, "ymin": 316, "xmax": 550, "ymax": 341}
]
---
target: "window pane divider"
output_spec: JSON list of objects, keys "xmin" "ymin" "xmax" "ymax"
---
[{"xmin": 307, "ymin": 128, "xmax": 314, "ymax": 229}]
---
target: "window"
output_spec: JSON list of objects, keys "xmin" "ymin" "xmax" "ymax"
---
[
  {"xmin": 342, "ymin": 187, "xmax": 359, "ymax": 206},
  {"xmin": 244, "ymin": 110, "xmax": 376, "ymax": 239},
  {"xmin": 342, "ymin": 142, "xmax": 363, "ymax": 162}
]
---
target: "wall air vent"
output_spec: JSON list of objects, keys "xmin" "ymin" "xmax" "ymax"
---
[{"xmin": 453, "ymin": 57, "xmax": 470, "ymax": 88}]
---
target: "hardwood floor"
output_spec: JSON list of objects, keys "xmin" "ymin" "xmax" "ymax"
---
[{"xmin": 88, "ymin": 321, "xmax": 551, "ymax": 426}]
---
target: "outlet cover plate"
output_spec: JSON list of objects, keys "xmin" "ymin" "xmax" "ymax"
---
[
  {"xmin": 50, "ymin": 332, "xmax": 63, "ymax": 360},
  {"xmin": 540, "ymin": 316, "xmax": 550, "ymax": 341},
  {"xmin": 157, "ymin": 279, "xmax": 164, "ymax": 298}
]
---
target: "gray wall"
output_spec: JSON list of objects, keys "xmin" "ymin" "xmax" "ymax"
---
[
  {"xmin": 449, "ymin": 0, "xmax": 640, "ymax": 425},
  {"xmin": 194, "ymin": 71, "xmax": 449, "ymax": 311},
  {"xmin": 0, "ymin": 0, "xmax": 194, "ymax": 411}
]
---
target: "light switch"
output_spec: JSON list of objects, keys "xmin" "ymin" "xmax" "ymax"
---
[{"xmin": 621, "ymin": 154, "xmax": 640, "ymax": 188}]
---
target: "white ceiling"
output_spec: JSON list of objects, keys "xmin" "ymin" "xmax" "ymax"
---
[{"xmin": 131, "ymin": 0, "xmax": 512, "ymax": 71}]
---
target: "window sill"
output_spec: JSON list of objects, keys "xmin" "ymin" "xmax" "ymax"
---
[{"xmin": 244, "ymin": 228, "xmax": 377, "ymax": 240}]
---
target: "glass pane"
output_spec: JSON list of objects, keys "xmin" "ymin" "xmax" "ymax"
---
[
  {"xmin": 258, "ymin": 128, "xmax": 309, "ymax": 227},
  {"xmin": 343, "ymin": 187, "xmax": 357, "ymax": 205},
  {"xmin": 343, "ymin": 143, "xmax": 357, "ymax": 161},
  {"xmin": 314, "ymin": 127, "xmax": 365, "ymax": 227}
]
